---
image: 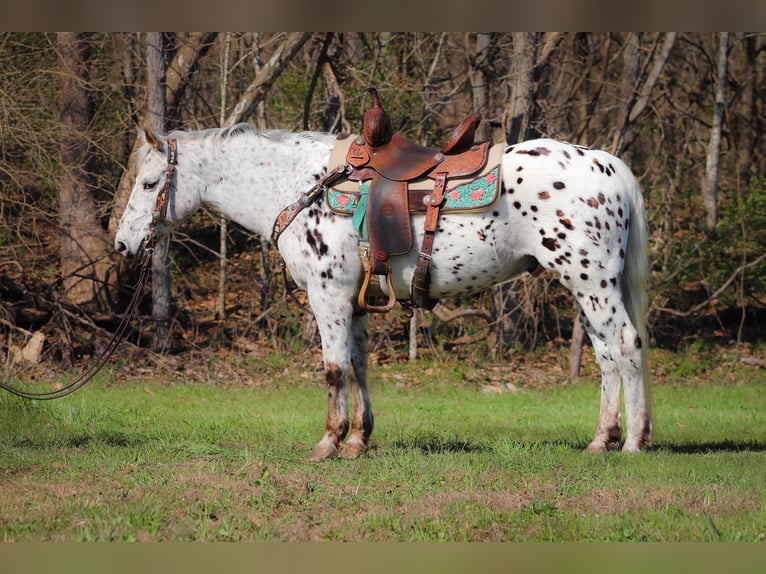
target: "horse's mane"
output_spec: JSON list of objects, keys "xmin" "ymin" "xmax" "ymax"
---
[{"xmin": 165, "ymin": 124, "xmax": 328, "ymax": 149}]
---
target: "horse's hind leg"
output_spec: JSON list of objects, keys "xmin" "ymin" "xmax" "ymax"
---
[
  {"xmin": 577, "ymin": 297, "xmax": 651, "ymax": 453},
  {"xmin": 342, "ymin": 311, "xmax": 373, "ymax": 459},
  {"xmin": 578, "ymin": 306, "xmax": 623, "ymax": 452}
]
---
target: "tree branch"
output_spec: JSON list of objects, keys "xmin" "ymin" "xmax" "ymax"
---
[{"xmin": 224, "ymin": 32, "xmax": 311, "ymax": 127}]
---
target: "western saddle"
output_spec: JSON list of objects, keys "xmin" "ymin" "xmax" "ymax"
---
[{"xmin": 345, "ymin": 87, "xmax": 492, "ymax": 312}]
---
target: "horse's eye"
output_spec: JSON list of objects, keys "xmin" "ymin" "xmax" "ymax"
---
[{"xmin": 143, "ymin": 180, "xmax": 158, "ymax": 191}]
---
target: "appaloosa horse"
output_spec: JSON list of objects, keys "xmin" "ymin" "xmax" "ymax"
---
[{"xmin": 115, "ymin": 124, "xmax": 652, "ymax": 460}]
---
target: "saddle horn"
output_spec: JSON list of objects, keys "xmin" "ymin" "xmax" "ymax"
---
[{"xmin": 363, "ymin": 86, "xmax": 393, "ymax": 148}]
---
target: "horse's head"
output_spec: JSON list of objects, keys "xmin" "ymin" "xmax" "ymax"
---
[{"xmin": 115, "ymin": 129, "xmax": 200, "ymax": 257}]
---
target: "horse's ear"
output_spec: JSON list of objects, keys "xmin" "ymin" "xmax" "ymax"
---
[{"xmin": 140, "ymin": 128, "xmax": 162, "ymax": 152}]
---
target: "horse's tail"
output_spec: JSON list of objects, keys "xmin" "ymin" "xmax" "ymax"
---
[{"xmin": 618, "ymin": 159, "xmax": 651, "ymax": 411}]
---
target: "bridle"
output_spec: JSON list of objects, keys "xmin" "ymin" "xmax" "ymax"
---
[
  {"xmin": 0, "ymin": 139, "xmax": 178, "ymax": 400},
  {"xmin": 145, "ymin": 138, "xmax": 177, "ymax": 253}
]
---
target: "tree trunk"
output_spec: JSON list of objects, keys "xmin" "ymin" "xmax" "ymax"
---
[
  {"xmin": 147, "ymin": 32, "xmax": 172, "ymax": 352},
  {"xmin": 471, "ymin": 32, "xmax": 493, "ymax": 142},
  {"xmin": 704, "ymin": 32, "xmax": 729, "ymax": 230},
  {"xmin": 217, "ymin": 33, "xmax": 233, "ymax": 322},
  {"xmin": 57, "ymin": 32, "xmax": 112, "ymax": 311},
  {"xmin": 505, "ymin": 32, "xmax": 537, "ymax": 145}
]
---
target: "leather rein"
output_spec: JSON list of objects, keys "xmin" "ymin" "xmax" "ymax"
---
[{"xmin": 0, "ymin": 139, "xmax": 177, "ymax": 400}]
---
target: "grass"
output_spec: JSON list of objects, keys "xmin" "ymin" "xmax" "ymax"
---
[{"xmin": 1, "ymin": 347, "xmax": 765, "ymax": 541}]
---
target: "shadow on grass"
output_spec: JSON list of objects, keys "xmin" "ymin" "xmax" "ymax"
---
[
  {"xmin": 392, "ymin": 433, "xmax": 489, "ymax": 454},
  {"xmin": 653, "ymin": 440, "xmax": 766, "ymax": 454},
  {"xmin": 12, "ymin": 431, "xmax": 142, "ymax": 450}
]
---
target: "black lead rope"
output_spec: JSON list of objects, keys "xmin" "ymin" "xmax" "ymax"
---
[
  {"xmin": 0, "ymin": 252, "xmax": 152, "ymax": 401},
  {"xmin": 0, "ymin": 138, "xmax": 178, "ymax": 401}
]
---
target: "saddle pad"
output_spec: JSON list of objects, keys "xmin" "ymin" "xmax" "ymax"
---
[{"xmin": 326, "ymin": 138, "xmax": 505, "ymax": 217}]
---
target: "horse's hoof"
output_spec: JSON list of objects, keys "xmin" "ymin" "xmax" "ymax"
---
[
  {"xmin": 621, "ymin": 439, "xmax": 645, "ymax": 453},
  {"xmin": 585, "ymin": 440, "xmax": 608, "ymax": 453},
  {"xmin": 309, "ymin": 442, "xmax": 339, "ymax": 462},
  {"xmin": 341, "ymin": 440, "xmax": 368, "ymax": 459}
]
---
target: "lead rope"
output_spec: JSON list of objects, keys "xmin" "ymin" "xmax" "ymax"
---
[
  {"xmin": 0, "ymin": 253, "xmax": 152, "ymax": 400},
  {"xmin": 0, "ymin": 139, "xmax": 179, "ymax": 400}
]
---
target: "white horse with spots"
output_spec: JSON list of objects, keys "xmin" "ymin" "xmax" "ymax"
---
[{"xmin": 115, "ymin": 125, "xmax": 652, "ymax": 460}]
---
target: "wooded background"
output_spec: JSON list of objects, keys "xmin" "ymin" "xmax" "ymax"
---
[{"xmin": 1, "ymin": 32, "xmax": 765, "ymax": 369}]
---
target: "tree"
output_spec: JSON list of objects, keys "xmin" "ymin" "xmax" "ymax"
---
[
  {"xmin": 57, "ymin": 32, "xmax": 113, "ymax": 311},
  {"xmin": 703, "ymin": 32, "xmax": 730, "ymax": 229},
  {"xmin": 145, "ymin": 32, "xmax": 172, "ymax": 352}
]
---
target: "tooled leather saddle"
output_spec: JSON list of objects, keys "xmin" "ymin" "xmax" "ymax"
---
[{"xmin": 340, "ymin": 87, "xmax": 494, "ymax": 312}]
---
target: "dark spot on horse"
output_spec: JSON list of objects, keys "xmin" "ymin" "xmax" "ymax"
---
[
  {"xmin": 553, "ymin": 181, "xmax": 566, "ymax": 190},
  {"xmin": 635, "ymin": 335, "xmax": 642, "ymax": 349},
  {"xmin": 557, "ymin": 232, "xmax": 566, "ymax": 240},
  {"xmin": 542, "ymin": 237, "xmax": 559, "ymax": 251},
  {"xmin": 618, "ymin": 207, "xmax": 624, "ymax": 218},
  {"xmin": 593, "ymin": 159, "xmax": 605, "ymax": 173},
  {"xmin": 619, "ymin": 249, "xmax": 625, "ymax": 259},
  {"xmin": 563, "ymin": 150, "xmax": 571, "ymax": 160},
  {"xmin": 325, "ymin": 363, "xmax": 343, "ymax": 388},
  {"xmin": 580, "ymin": 273, "xmax": 588, "ymax": 280},
  {"xmin": 477, "ymin": 230, "xmax": 487, "ymax": 241},
  {"xmin": 518, "ymin": 147, "xmax": 551, "ymax": 157},
  {"xmin": 538, "ymin": 191, "xmax": 551, "ymax": 200},
  {"xmin": 587, "ymin": 198, "xmax": 598, "ymax": 208},
  {"xmin": 601, "ymin": 279, "xmax": 608, "ymax": 288},
  {"xmin": 517, "ymin": 177, "xmax": 523, "ymax": 184},
  {"xmin": 598, "ymin": 192, "xmax": 606, "ymax": 205},
  {"xmin": 516, "ymin": 165, "xmax": 524, "ymax": 171},
  {"xmin": 306, "ymin": 229, "xmax": 329, "ymax": 258},
  {"xmin": 576, "ymin": 148, "xmax": 585, "ymax": 156},
  {"xmin": 581, "ymin": 259, "xmax": 590, "ymax": 268},
  {"xmin": 530, "ymin": 205, "xmax": 538, "ymax": 212},
  {"xmin": 513, "ymin": 201, "xmax": 522, "ymax": 209},
  {"xmin": 493, "ymin": 211, "xmax": 499, "ymax": 217},
  {"xmin": 560, "ymin": 218, "xmax": 574, "ymax": 230}
]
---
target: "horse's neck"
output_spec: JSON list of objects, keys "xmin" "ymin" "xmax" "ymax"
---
[{"xmin": 186, "ymin": 132, "xmax": 334, "ymax": 237}]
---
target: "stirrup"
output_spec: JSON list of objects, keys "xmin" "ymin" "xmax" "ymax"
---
[{"xmin": 358, "ymin": 265, "xmax": 397, "ymax": 313}]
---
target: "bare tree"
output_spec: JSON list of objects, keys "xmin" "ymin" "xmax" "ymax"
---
[
  {"xmin": 146, "ymin": 32, "xmax": 172, "ymax": 352},
  {"xmin": 57, "ymin": 32, "xmax": 112, "ymax": 310},
  {"xmin": 703, "ymin": 32, "xmax": 730, "ymax": 229}
]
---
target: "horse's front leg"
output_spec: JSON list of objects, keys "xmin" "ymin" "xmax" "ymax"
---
[
  {"xmin": 310, "ymin": 360, "xmax": 350, "ymax": 461},
  {"xmin": 308, "ymin": 296, "xmax": 357, "ymax": 462}
]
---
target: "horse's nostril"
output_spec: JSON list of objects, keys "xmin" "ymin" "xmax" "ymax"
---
[{"xmin": 116, "ymin": 241, "xmax": 127, "ymax": 254}]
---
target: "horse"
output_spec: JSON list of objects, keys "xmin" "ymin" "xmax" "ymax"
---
[{"xmin": 114, "ymin": 124, "xmax": 652, "ymax": 460}]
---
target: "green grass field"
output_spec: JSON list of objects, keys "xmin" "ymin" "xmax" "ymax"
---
[{"xmin": 1, "ymin": 348, "xmax": 765, "ymax": 542}]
